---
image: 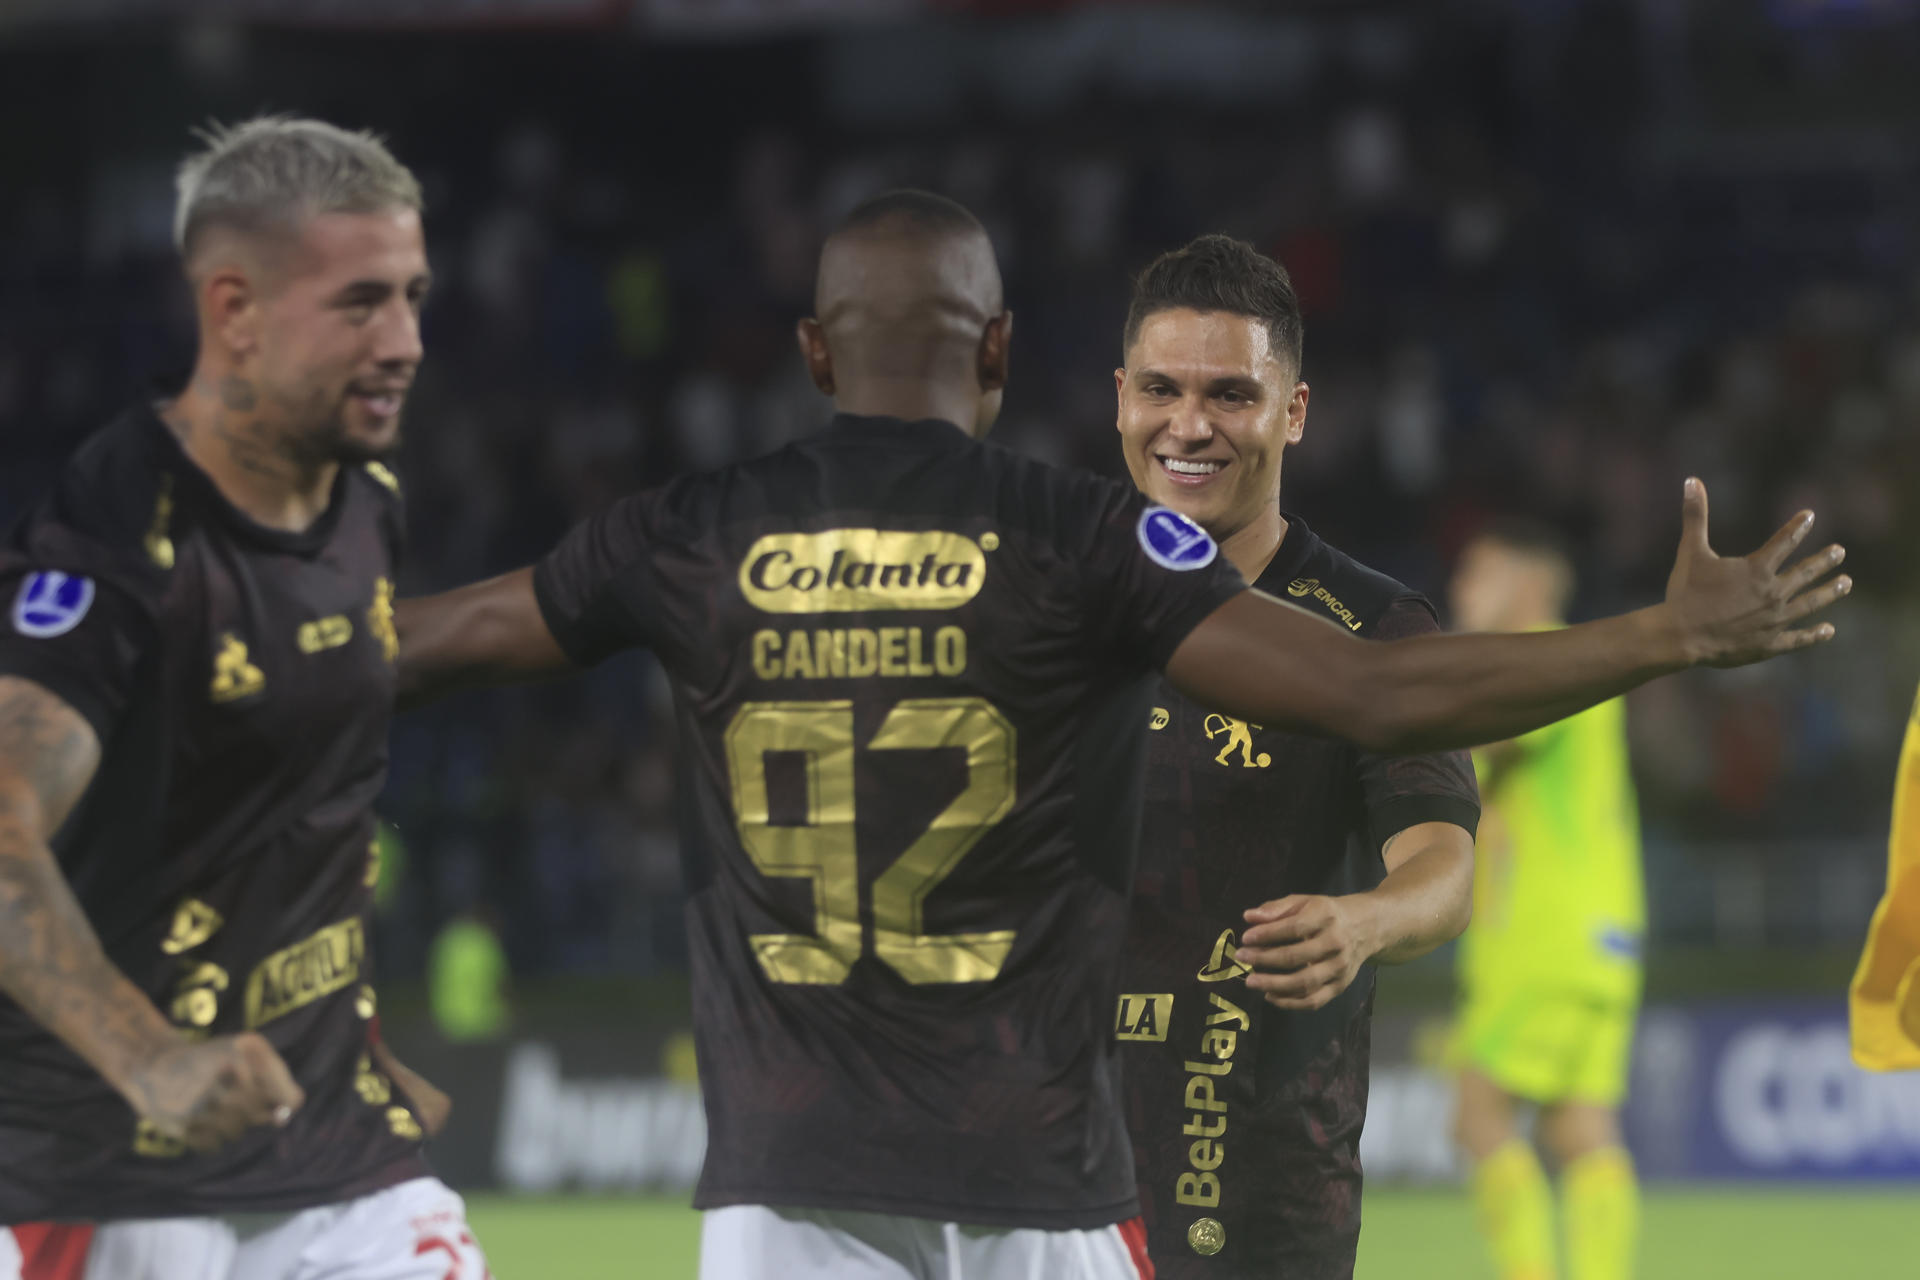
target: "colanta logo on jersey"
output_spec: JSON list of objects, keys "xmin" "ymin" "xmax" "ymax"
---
[
  {"xmin": 1137, "ymin": 506, "xmax": 1218, "ymax": 571},
  {"xmin": 10, "ymin": 571, "xmax": 95, "ymax": 639},
  {"xmin": 740, "ymin": 529, "xmax": 989, "ymax": 613}
]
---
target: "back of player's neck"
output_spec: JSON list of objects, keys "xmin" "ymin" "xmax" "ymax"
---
[
  {"xmin": 160, "ymin": 378, "xmax": 338, "ymax": 533},
  {"xmin": 833, "ymin": 384, "xmax": 978, "ymax": 436}
]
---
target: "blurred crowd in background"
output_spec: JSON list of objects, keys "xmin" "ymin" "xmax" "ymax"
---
[{"xmin": 2, "ymin": 1, "xmax": 1916, "ymax": 997}]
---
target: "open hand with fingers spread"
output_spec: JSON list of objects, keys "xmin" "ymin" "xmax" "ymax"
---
[
  {"xmin": 1664, "ymin": 478, "xmax": 1850, "ymax": 668},
  {"xmin": 128, "ymin": 1032, "xmax": 305, "ymax": 1153}
]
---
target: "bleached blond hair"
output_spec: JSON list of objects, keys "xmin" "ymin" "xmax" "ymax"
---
[{"xmin": 173, "ymin": 115, "xmax": 422, "ymax": 266}]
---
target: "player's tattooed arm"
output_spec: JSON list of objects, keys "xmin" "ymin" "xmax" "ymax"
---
[
  {"xmin": 1167, "ymin": 480, "xmax": 1851, "ymax": 755},
  {"xmin": 0, "ymin": 676, "xmax": 303, "ymax": 1149},
  {"xmin": 395, "ymin": 567, "xmax": 572, "ymax": 710},
  {"xmin": 1235, "ymin": 822, "xmax": 1474, "ymax": 1010}
]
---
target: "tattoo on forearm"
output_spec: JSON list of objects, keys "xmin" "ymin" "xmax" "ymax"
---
[
  {"xmin": 0, "ymin": 683, "xmax": 95, "ymax": 823},
  {"xmin": 0, "ymin": 680, "xmax": 166, "ymax": 1095}
]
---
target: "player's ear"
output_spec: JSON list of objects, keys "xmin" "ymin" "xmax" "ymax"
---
[
  {"xmin": 1285, "ymin": 380, "xmax": 1309, "ymax": 446},
  {"xmin": 202, "ymin": 263, "xmax": 261, "ymax": 362},
  {"xmin": 978, "ymin": 311, "xmax": 1011, "ymax": 393},
  {"xmin": 796, "ymin": 318, "xmax": 835, "ymax": 396}
]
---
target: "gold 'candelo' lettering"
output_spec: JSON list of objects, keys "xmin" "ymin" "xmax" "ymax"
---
[
  {"xmin": 750, "ymin": 626, "xmax": 967, "ymax": 680},
  {"xmin": 739, "ymin": 529, "xmax": 988, "ymax": 613},
  {"xmin": 244, "ymin": 918, "xmax": 365, "ymax": 1028}
]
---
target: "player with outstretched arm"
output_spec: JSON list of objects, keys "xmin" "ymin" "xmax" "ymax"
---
[
  {"xmin": 397, "ymin": 191, "xmax": 1846, "ymax": 1280},
  {"xmin": 1109, "ymin": 234, "xmax": 1479, "ymax": 1279}
]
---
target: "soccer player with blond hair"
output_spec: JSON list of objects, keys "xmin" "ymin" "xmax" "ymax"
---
[{"xmin": 0, "ymin": 117, "xmax": 484, "ymax": 1280}]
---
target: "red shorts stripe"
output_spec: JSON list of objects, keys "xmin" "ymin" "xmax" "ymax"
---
[
  {"xmin": 12, "ymin": 1223, "xmax": 94, "ymax": 1280},
  {"xmin": 1117, "ymin": 1215, "xmax": 1154, "ymax": 1280}
]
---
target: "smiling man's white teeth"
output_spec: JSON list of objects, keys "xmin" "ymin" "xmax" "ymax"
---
[{"xmin": 1162, "ymin": 457, "xmax": 1223, "ymax": 475}]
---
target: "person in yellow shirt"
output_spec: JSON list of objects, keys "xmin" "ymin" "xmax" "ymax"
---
[
  {"xmin": 1851, "ymin": 683, "xmax": 1920, "ymax": 1070},
  {"xmin": 1449, "ymin": 522, "xmax": 1645, "ymax": 1280}
]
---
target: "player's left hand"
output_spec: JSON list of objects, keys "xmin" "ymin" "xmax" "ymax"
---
[{"xmin": 1236, "ymin": 895, "xmax": 1377, "ymax": 1011}]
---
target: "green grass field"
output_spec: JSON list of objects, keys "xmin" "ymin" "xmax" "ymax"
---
[{"xmin": 467, "ymin": 1187, "xmax": 1911, "ymax": 1278}]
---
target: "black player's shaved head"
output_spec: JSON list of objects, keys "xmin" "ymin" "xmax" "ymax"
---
[
  {"xmin": 801, "ymin": 190, "xmax": 1011, "ymax": 436},
  {"xmin": 834, "ymin": 188, "xmax": 987, "ymax": 244},
  {"xmin": 816, "ymin": 190, "xmax": 1003, "ymax": 339}
]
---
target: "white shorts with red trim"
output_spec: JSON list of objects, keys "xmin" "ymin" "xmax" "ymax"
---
[
  {"xmin": 3, "ymin": 1223, "xmax": 94, "ymax": 1280},
  {"xmin": 699, "ymin": 1204, "xmax": 1154, "ymax": 1280},
  {"xmin": 58, "ymin": 1177, "xmax": 487, "ymax": 1280}
]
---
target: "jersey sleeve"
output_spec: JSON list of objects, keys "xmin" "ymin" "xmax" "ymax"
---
[
  {"xmin": 1078, "ymin": 489, "xmax": 1247, "ymax": 671},
  {"xmin": 1354, "ymin": 595, "xmax": 1481, "ymax": 852},
  {"xmin": 531, "ymin": 491, "xmax": 671, "ymax": 668},
  {"xmin": 0, "ymin": 565, "xmax": 154, "ymax": 744}
]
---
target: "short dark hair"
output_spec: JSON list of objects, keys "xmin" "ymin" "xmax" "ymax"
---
[
  {"xmin": 1124, "ymin": 234, "xmax": 1304, "ymax": 372},
  {"xmin": 836, "ymin": 188, "xmax": 984, "ymax": 240}
]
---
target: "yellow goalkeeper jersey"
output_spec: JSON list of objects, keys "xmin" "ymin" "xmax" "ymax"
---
[
  {"xmin": 1460, "ymin": 694, "xmax": 1645, "ymax": 1006},
  {"xmin": 1851, "ymin": 683, "xmax": 1920, "ymax": 1070}
]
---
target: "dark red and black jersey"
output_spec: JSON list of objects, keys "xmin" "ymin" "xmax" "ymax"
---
[
  {"xmin": 534, "ymin": 413, "xmax": 1247, "ymax": 1229},
  {"xmin": 1117, "ymin": 517, "xmax": 1480, "ymax": 1279},
  {"xmin": 0, "ymin": 406, "xmax": 428, "ymax": 1223}
]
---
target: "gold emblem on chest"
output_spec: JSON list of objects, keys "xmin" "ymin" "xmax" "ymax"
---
[
  {"xmin": 1203, "ymin": 714, "xmax": 1269, "ymax": 768},
  {"xmin": 210, "ymin": 633, "xmax": 265, "ymax": 703}
]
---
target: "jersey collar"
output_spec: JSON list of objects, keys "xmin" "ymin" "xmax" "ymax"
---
[
  {"xmin": 1252, "ymin": 511, "xmax": 1323, "ymax": 596},
  {"xmin": 139, "ymin": 402, "xmax": 352, "ymax": 558},
  {"xmin": 823, "ymin": 413, "xmax": 975, "ymax": 449}
]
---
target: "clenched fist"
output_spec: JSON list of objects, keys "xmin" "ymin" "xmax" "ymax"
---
[{"xmin": 128, "ymin": 1032, "xmax": 304, "ymax": 1153}]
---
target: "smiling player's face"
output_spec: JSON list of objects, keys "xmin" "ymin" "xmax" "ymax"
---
[
  {"xmin": 1115, "ymin": 308, "xmax": 1308, "ymax": 543},
  {"xmin": 253, "ymin": 208, "xmax": 430, "ymax": 464}
]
